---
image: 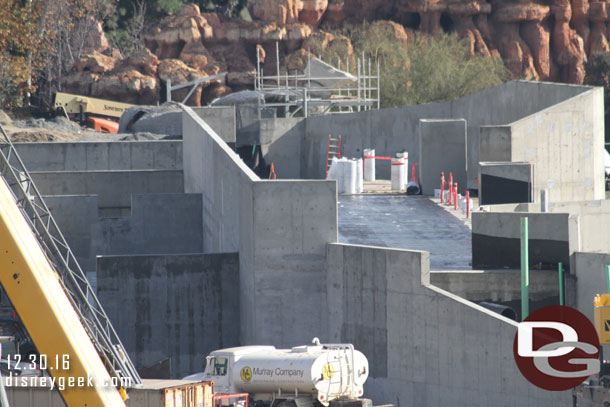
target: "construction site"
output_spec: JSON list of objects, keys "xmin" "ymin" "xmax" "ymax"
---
[{"xmin": 0, "ymin": 71, "xmax": 609, "ymax": 407}]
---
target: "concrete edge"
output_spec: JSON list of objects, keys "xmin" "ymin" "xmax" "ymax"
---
[{"xmin": 181, "ymin": 105, "xmax": 259, "ymax": 182}]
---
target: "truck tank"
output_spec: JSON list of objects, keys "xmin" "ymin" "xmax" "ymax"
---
[{"xmin": 199, "ymin": 340, "xmax": 369, "ymax": 406}]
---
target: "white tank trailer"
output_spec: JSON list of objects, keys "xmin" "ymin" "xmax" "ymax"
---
[{"xmin": 184, "ymin": 339, "xmax": 369, "ymax": 407}]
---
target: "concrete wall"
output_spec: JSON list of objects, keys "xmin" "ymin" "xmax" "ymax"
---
[
  {"xmin": 419, "ymin": 119, "xmax": 467, "ymax": 195},
  {"xmin": 15, "ymin": 141, "xmax": 182, "ymax": 171},
  {"xmin": 192, "ymin": 106, "xmax": 237, "ymax": 145},
  {"xmin": 430, "ymin": 270, "xmax": 577, "ymax": 316},
  {"xmin": 471, "ymin": 211, "xmax": 576, "ymax": 270},
  {"xmin": 182, "ymin": 106, "xmax": 337, "ymax": 346},
  {"xmin": 97, "ymin": 253, "xmax": 240, "ymax": 378},
  {"xmin": 481, "ymin": 199, "xmax": 610, "ymax": 256},
  {"xmin": 303, "ymin": 81, "xmax": 592, "ymax": 185},
  {"xmin": 486, "ymin": 88, "xmax": 605, "ymax": 202},
  {"xmin": 259, "ymin": 118, "xmax": 304, "ymax": 179},
  {"xmin": 326, "ymin": 243, "xmax": 570, "ymax": 406},
  {"xmin": 32, "ymin": 170, "xmax": 183, "ymax": 216},
  {"xmin": 573, "ymin": 252, "xmax": 610, "ymax": 323},
  {"xmin": 45, "ymin": 193, "xmax": 203, "ymax": 273},
  {"xmin": 478, "ymin": 162, "xmax": 532, "ymax": 205}
]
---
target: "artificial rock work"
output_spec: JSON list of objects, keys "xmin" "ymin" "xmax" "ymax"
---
[{"xmin": 63, "ymin": 0, "xmax": 609, "ymax": 106}]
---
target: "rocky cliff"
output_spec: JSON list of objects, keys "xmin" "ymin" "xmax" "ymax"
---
[{"xmin": 63, "ymin": 0, "xmax": 608, "ymax": 107}]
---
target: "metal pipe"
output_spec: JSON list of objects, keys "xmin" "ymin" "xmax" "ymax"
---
[
  {"xmin": 276, "ymin": 41, "xmax": 280, "ymax": 89},
  {"xmin": 256, "ymin": 46, "xmax": 260, "ymax": 90},
  {"xmin": 521, "ymin": 217, "xmax": 530, "ymax": 320},
  {"xmin": 606, "ymin": 265, "xmax": 610, "ymax": 293},
  {"xmin": 368, "ymin": 57, "xmax": 371, "ymax": 110},
  {"xmin": 559, "ymin": 262, "xmax": 564, "ymax": 305},
  {"xmin": 357, "ymin": 59, "xmax": 361, "ymax": 112},
  {"xmin": 166, "ymin": 79, "xmax": 171, "ymax": 102},
  {"xmin": 377, "ymin": 59, "xmax": 380, "ymax": 110},
  {"xmin": 454, "ymin": 183, "xmax": 458, "ymax": 210}
]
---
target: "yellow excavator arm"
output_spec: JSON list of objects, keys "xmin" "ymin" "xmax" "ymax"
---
[{"xmin": 0, "ymin": 125, "xmax": 139, "ymax": 406}]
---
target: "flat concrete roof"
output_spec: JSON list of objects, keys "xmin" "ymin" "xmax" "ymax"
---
[{"xmin": 338, "ymin": 195, "xmax": 472, "ymax": 270}]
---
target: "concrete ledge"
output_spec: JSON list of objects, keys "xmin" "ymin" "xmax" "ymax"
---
[{"xmin": 15, "ymin": 141, "xmax": 183, "ymax": 171}]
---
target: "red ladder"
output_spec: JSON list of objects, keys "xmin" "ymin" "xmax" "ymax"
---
[{"xmin": 325, "ymin": 135, "xmax": 342, "ymax": 179}]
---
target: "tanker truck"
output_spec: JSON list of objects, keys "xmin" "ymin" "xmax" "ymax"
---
[{"xmin": 183, "ymin": 338, "xmax": 369, "ymax": 407}]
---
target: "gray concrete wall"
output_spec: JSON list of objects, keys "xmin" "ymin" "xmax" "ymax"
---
[
  {"xmin": 97, "ymin": 253, "xmax": 240, "ymax": 379},
  {"xmin": 92, "ymin": 193, "xmax": 204, "ymax": 257},
  {"xmin": 326, "ymin": 243, "xmax": 570, "ymax": 406},
  {"xmin": 303, "ymin": 81, "xmax": 592, "ymax": 185},
  {"xmin": 419, "ymin": 119, "xmax": 467, "ymax": 195},
  {"xmin": 183, "ymin": 107, "xmax": 258, "ymax": 254},
  {"xmin": 478, "ymin": 162, "xmax": 533, "ymax": 205},
  {"xmin": 259, "ymin": 118, "xmax": 304, "ymax": 179},
  {"xmin": 430, "ymin": 270, "xmax": 567, "ymax": 303},
  {"xmin": 430, "ymin": 270, "xmax": 577, "ymax": 318},
  {"xmin": 182, "ymin": 106, "xmax": 337, "ymax": 347},
  {"xmin": 32, "ymin": 170, "xmax": 183, "ymax": 216},
  {"xmin": 482, "ymin": 199, "xmax": 610, "ymax": 255},
  {"xmin": 249, "ymin": 180, "xmax": 336, "ymax": 345},
  {"xmin": 471, "ymin": 211, "xmax": 575, "ymax": 269},
  {"xmin": 573, "ymin": 252, "xmax": 610, "ymax": 323},
  {"xmin": 507, "ymin": 88, "xmax": 605, "ymax": 202},
  {"xmin": 192, "ymin": 106, "xmax": 237, "ymax": 145},
  {"xmin": 15, "ymin": 141, "xmax": 182, "ymax": 171},
  {"xmin": 45, "ymin": 193, "xmax": 203, "ymax": 273}
]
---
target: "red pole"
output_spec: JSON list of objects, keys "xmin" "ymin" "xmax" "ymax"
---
[
  {"xmin": 448, "ymin": 182, "xmax": 453, "ymax": 205},
  {"xmin": 466, "ymin": 190, "xmax": 470, "ymax": 218},
  {"xmin": 440, "ymin": 172, "xmax": 445, "ymax": 203},
  {"xmin": 454, "ymin": 182, "xmax": 458, "ymax": 210}
]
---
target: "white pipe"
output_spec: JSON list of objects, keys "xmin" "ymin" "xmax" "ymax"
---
[
  {"xmin": 363, "ymin": 149, "xmax": 375, "ymax": 181},
  {"xmin": 391, "ymin": 157, "xmax": 405, "ymax": 191}
]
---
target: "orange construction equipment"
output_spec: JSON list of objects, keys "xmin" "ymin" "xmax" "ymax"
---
[
  {"xmin": 325, "ymin": 135, "xmax": 342, "ymax": 179},
  {"xmin": 87, "ymin": 117, "xmax": 119, "ymax": 133}
]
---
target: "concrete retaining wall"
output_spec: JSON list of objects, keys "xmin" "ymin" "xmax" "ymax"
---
[
  {"xmin": 259, "ymin": 118, "xmax": 304, "ymax": 179},
  {"xmin": 15, "ymin": 141, "xmax": 182, "ymax": 171},
  {"xmin": 192, "ymin": 106, "xmax": 236, "ymax": 145},
  {"xmin": 182, "ymin": 106, "xmax": 337, "ymax": 346},
  {"xmin": 326, "ymin": 243, "xmax": 570, "ymax": 406},
  {"xmin": 430, "ymin": 270, "xmax": 576, "ymax": 317},
  {"xmin": 45, "ymin": 193, "xmax": 203, "ymax": 273},
  {"xmin": 303, "ymin": 81, "xmax": 592, "ymax": 185},
  {"xmin": 478, "ymin": 162, "xmax": 533, "ymax": 205},
  {"xmin": 502, "ymin": 88, "xmax": 605, "ymax": 202},
  {"xmin": 419, "ymin": 119, "xmax": 467, "ymax": 195},
  {"xmin": 573, "ymin": 251, "xmax": 610, "ymax": 323},
  {"xmin": 471, "ymin": 211, "xmax": 576, "ymax": 270},
  {"xmin": 97, "ymin": 253, "xmax": 240, "ymax": 379},
  {"xmin": 32, "ymin": 170, "xmax": 183, "ymax": 216}
]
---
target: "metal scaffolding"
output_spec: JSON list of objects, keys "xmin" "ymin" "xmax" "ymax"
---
[{"xmin": 254, "ymin": 43, "xmax": 380, "ymax": 118}]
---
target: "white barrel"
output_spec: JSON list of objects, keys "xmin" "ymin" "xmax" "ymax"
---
[
  {"xmin": 363, "ymin": 149, "xmax": 375, "ymax": 181},
  {"xmin": 335, "ymin": 158, "xmax": 346, "ymax": 193},
  {"xmin": 327, "ymin": 157, "xmax": 339, "ymax": 180},
  {"xmin": 396, "ymin": 152, "xmax": 408, "ymax": 188},
  {"xmin": 355, "ymin": 158, "xmax": 363, "ymax": 193},
  {"xmin": 391, "ymin": 158, "xmax": 405, "ymax": 191},
  {"xmin": 342, "ymin": 159, "xmax": 357, "ymax": 194}
]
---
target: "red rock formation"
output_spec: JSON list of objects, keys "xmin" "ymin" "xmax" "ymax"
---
[
  {"xmin": 73, "ymin": 51, "xmax": 118, "ymax": 74},
  {"xmin": 300, "ymin": 0, "xmax": 329, "ymax": 26},
  {"xmin": 551, "ymin": 0, "xmax": 587, "ymax": 84},
  {"xmin": 158, "ymin": 59, "xmax": 209, "ymax": 105},
  {"xmin": 69, "ymin": 0, "xmax": 610, "ymax": 107}
]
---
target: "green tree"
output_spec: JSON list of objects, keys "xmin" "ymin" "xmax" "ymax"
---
[{"xmin": 315, "ymin": 22, "xmax": 510, "ymax": 108}]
